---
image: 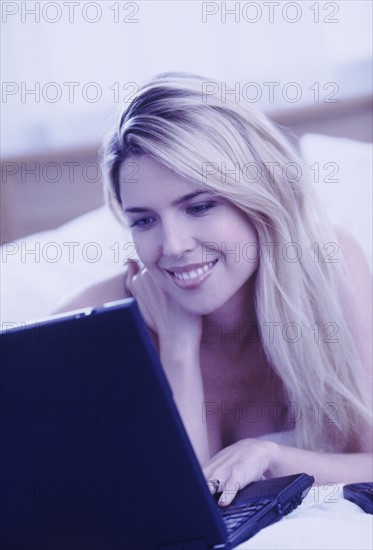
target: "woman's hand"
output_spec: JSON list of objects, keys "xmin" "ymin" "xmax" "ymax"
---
[
  {"xmin": 124, "ymin": 259, "xmax": 202, "ymax": 352},
  {"xmin": 203, "ymin": 438, "xmax": 279, "ymax": 507}
]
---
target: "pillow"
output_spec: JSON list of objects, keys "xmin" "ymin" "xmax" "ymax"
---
[
  {"xmin": 299, "ymin": 133, "xmax": 372, "ymax": 270},
  {"xmin": 1, "ymin": 206, "xmax": 131, "ymax": 324}
]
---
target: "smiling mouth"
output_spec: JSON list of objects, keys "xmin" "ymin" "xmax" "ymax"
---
[{"xmin": 167, "ymin": 259, "xmax": 218, "ymax": 286}]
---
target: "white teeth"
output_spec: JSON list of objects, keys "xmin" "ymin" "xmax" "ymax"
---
[{"xmin": 173, "ymin": 261, "xmax": 215, "ymax": 281}]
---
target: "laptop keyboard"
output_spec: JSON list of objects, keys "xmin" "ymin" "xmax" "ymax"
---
[{"xmin": 219, "ymin": 499, "xmax": 271, "ymax": 534}]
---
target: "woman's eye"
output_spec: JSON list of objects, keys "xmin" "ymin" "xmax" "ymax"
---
[
  {"xmin": 188, "ymin": 201, "xmax": 216, "ymax": 214},
  {"xmin": 129, "ymin": 217, "xmax": 154, "ymax": 229}
]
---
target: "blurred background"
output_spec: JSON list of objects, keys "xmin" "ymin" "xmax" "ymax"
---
[
  {"xmin": 0, "ymin": 0, "xmax": 372, "ymax": 322},
  {"xmin": 2, "ymin": 0, "xmax": 371, "ymax": 158},
  {"xmin": 1, "ymin": 0, "xmax": 372, "ymax": 237}
]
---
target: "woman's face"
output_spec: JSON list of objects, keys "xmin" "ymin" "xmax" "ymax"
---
[{"xmin": 119, "ymin": 155, "xmax": 259, "ymax": 315}]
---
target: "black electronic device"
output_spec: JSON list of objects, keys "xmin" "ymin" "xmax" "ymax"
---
[{"xmin": 343, "ymin": 483, "xmax": 373, "ymax": 514}]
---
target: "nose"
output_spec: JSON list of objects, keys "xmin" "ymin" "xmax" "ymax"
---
[{"xmin": 161, "ymin": 216, "xmax": 196, "ymax": 258}]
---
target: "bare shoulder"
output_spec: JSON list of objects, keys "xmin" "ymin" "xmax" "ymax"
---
[
  {"xmin": 334, "ymin": 225, "xmax": 372, "ymax": 309},
  {"xmin": 52, "ymin": 272, "xmax": 129, "ymax": 314},
  {"xmin": 334, "ymin": 226, "xmax": 372, "ymax": 278},
  {"xmin": 335, "ymin": 225, "xmax": 372, "ymax": 363},
  {"xmin": 334, "ymin": 226, "xmax": 372, "ymax": 309}
]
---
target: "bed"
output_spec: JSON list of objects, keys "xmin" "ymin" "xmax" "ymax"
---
[{"xmin": 1, "ymin": 96, "xmax": 372, "ymax": 549}]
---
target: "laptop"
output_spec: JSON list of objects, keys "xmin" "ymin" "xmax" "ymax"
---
[{"xmin": 0, "ymin": 298, "xmax": 314, "ymax": 549}]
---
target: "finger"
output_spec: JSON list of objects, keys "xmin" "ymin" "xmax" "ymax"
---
[
  {"xmin": 206, "ymin": 479, "xmax": 221, "ymax": 495},
  {"xmin": 203, "ymin": 459, "xmax": 229, "ymax": 480},
  {"xmin": 123, "ymin": 277, "xmax": 132, "ymax": 297},
  {"xmin": 125, "ymin": 260, "xmax": 141, "ymax": 295},
  {"xmin": 126, "ymin": 258, "xmax": 140, "ymax": 277},
  {"xmin": 217, "ymin": 480, "xmax": 241, "ymax": 507}
]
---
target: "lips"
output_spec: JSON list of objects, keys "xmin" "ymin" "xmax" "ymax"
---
[{"xmin": 166, "ymin": 259, "xmax": 218, "ymax": 288}]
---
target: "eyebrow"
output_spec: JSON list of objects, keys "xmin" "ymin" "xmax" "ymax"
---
[{"xmin": 124, "ymin": 191, "xmax": 211, "ymax": 213}]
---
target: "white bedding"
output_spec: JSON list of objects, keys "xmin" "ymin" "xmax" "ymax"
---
[
  {"xmin": 236, "ymin": 484, "xmax": 372, "ymax": 550},
  {"xmin": 1, "ymin": 206, "xmax": 130, "ymax": 325}
]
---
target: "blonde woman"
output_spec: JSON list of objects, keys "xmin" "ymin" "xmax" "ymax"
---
[{"xmin": 58, "ymin": 73, "xmax": 372, "ymax": 506}]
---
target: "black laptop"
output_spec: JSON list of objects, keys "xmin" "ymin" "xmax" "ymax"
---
[{"xmin": 0, "ymin": 298, "xmax": 314, "ymax": 549}]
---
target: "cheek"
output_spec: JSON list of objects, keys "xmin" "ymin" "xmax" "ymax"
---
[
  {"xmin": 240, "ymin": 221, "xmax": 258, "ymax": 250},
  {"xmin": 224, "ymin": 222, "xmax": 259, "ymax": 270}
]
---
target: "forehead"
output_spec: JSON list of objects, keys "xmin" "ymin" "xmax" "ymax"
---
[{"xmin": 118, "ymin": 155, "xmax": 206, "ymax": 204}]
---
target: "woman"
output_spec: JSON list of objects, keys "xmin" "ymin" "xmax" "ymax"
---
[{"xmin": 58, "ymin": 73, "xmax": 372, "ymax": 506}]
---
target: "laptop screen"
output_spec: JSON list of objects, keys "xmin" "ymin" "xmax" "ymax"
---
[{"xmin": 1, "ymin": 299, "xmax": 227, "ymax": 549}]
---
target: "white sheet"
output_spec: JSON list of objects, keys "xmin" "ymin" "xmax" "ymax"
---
[{"xmin": 235, "ymin": 484, "xmax": 372, "ymax": 550}]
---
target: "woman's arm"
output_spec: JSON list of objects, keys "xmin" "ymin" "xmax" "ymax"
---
[
  {"xmin": 270, "ymin": 445, "xmax": 373, "ymax": 483},
  {"xmin": 125, "ymin": 261, "xmax": 210, "ymax": 464},
  {"xmin": 51, "ymin": 272, "xmax": 129, "ymax": 314},
  {"xmin": 159, "ymin": 341, "xmax": 210, "ymax": 465},
  {"xmin": 203, "ymin": 439, "xmax": 373, "ymax": 506}
]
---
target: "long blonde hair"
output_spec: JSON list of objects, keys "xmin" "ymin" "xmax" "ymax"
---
[{"xmin": 102, "ymin": 72, "xmax": 371, "ymax": 452}]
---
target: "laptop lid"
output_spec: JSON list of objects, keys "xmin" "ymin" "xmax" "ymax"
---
[{"xmin": 1, "ymin": 298, "xmax": 227, "ymax": 549}]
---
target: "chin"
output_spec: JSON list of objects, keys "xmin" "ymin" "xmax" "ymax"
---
[{"xmin": 177, "ymin": 296, "xmax": 226, "ymax": 317}]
